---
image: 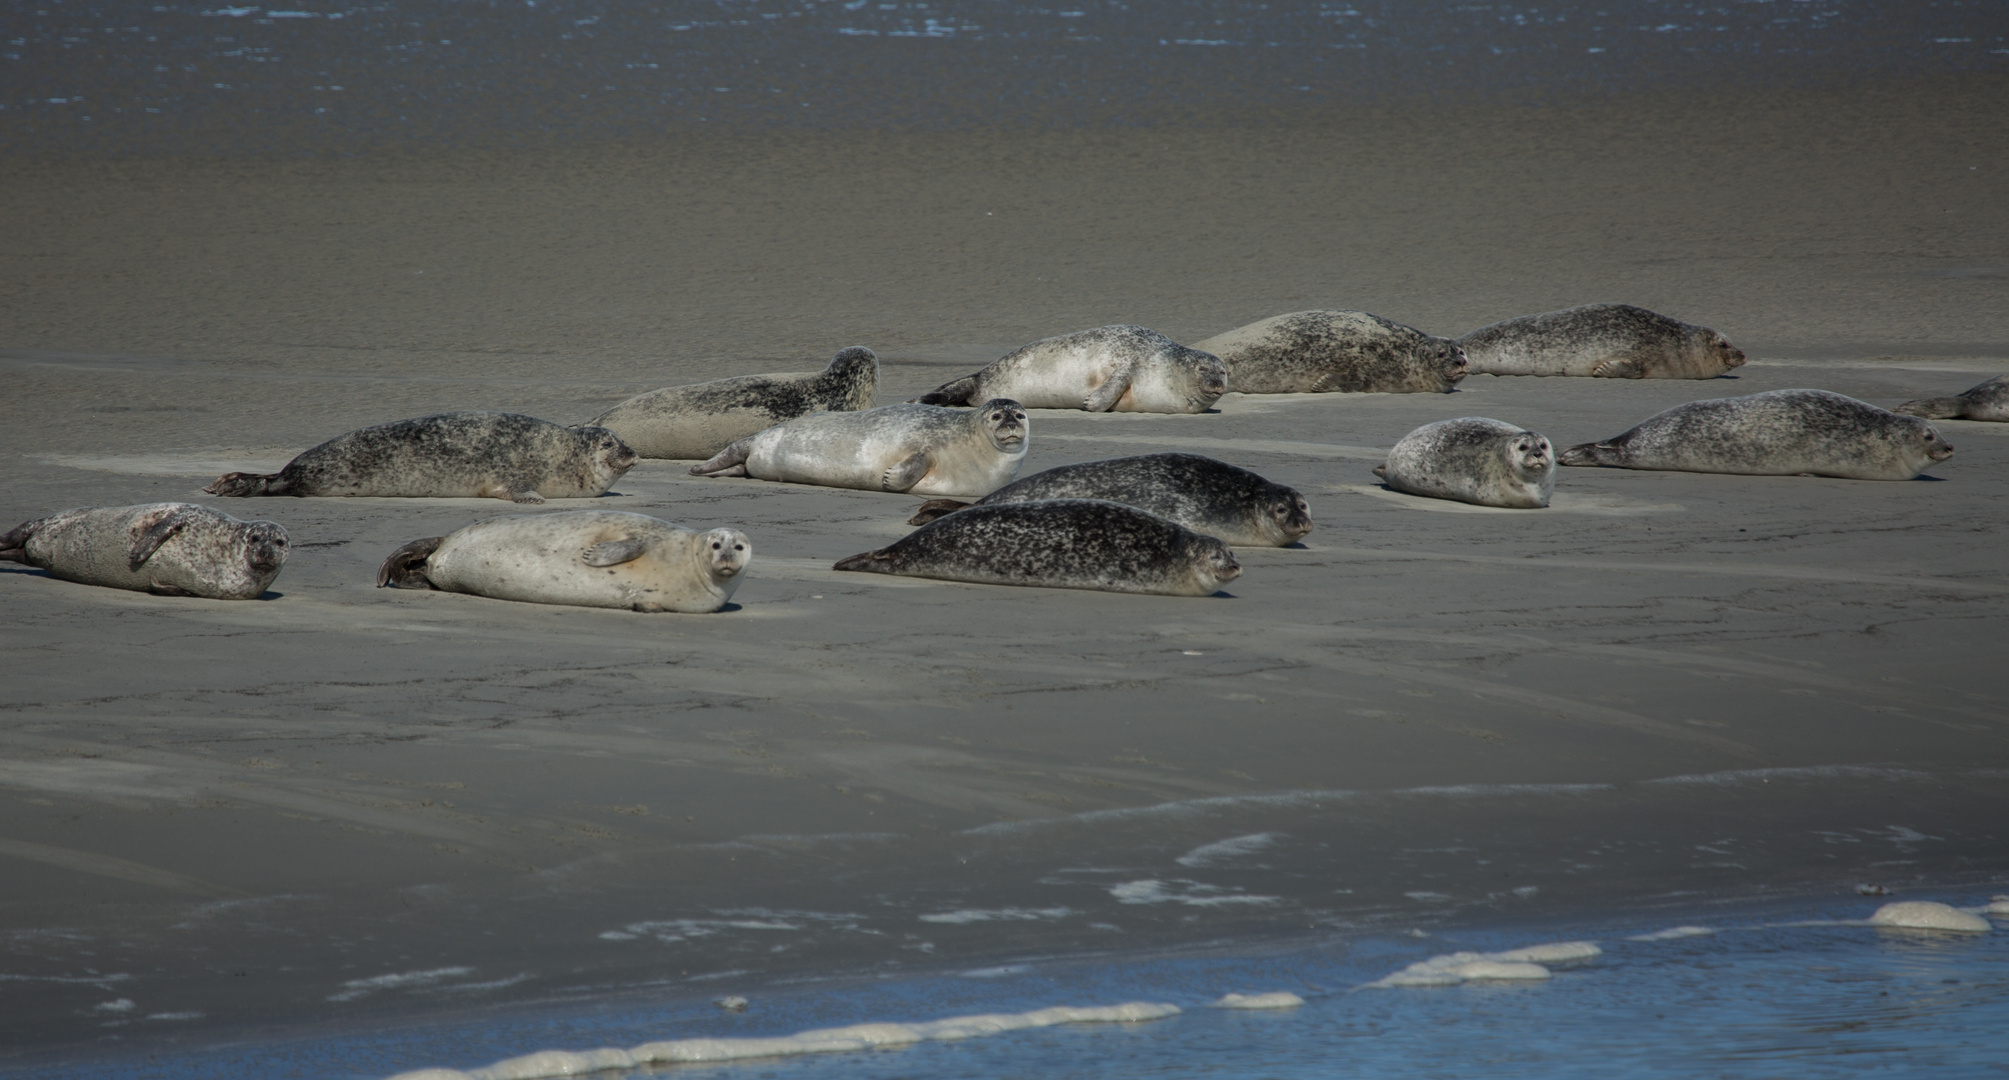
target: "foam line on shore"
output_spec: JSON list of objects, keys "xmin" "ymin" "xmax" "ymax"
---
[{"xmin": 383, "ymin": 1001, "xmax": 1180, "ymax": 1080}]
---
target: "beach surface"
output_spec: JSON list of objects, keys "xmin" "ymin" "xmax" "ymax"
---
[{"xmin": 3, "ymin": 73, "xmax": 2008, "ymax": 1069}]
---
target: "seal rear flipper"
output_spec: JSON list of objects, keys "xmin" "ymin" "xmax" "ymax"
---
[
  {"xmin": 0, "ymin": 518, "xmax": 41, "ymax": 564},
  {"xmin": 1558, "ymin": 442, "xmax": 1625, "ymax": 467},
  {"xmin": 1892, "ymin": 396, "xmax": 1964, "ymax": 419},
  {"xmin": 128, "ymin": 507, "xmax": 196, "ymax": 570},
  {"xmin": 906, "ymin": 499, "xmax": 971, "ymax": 526},
  {"xmin": 204, "ymin": 471, "xmax": 287, "ymax": 497},
  {"xmin": 882, "ymin": 452, "xmax": 934, "ymax": 493},
  {"xmin": 691, "ymin": 437, "xmax": 754, "ymax": 477},
  {"xmin": 913, "ymin": 375, "xmax": 979, "ymax": 407},
  {"xmin": 583, "ymin": 537, "xmax": 649, "ymax": 567},
  {"xmin": 1371, "ymin": 465, "xmax": 1388, "ymax": 478},
  {"xmin": 377, "ymin": 536, "xmax": 446, "ymax": 588},
  {"xmin": 833, "ymin": 548, "xmax": 898, "ymax": 574}
]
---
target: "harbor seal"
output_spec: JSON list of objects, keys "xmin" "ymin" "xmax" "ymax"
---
[
  {"xmin": 1894, "ymin": 374, "xmax": 2009, "ymax": 421},
  {"xmin": 1, "ymin": 502, "xmax": 287, "ymax": 599},
  {"xmin": 915, "ymin": 325, "xmax": 1227, "ymax": 413},
  {"xmin": 1559, "ymin": 389, "xmax": 1954, "ymax": 480},
  {"xmin": 587, "ymin": 346, "xmax": 880, "ymax": 459},
  {"xmin": 1373, "ymin": 418, "xmax": 1556, "ymax": 508},
  {"xmin": 377, "ymin": 511, "xmax": 749, "ymax": 613},
  {"xmin": 834, "ymin": 499, "xmax": 1241, "ymax": 596},
  {"xmin": 1189, "ymin": 310, "xmax": 1467, "ymax": 394},
  {"xmin": 204, "ymin": 412, "xmax": 638, "ymax": 503},
  {"xmin": 1457, "ymin": 303, "xmax": 1746, "ymax": 379},
  {"xmin": 904, "ymin": 453, "xmax": 1312, "ymax": 547},
  {"xmin": 690, "ymin": 400, "xmax": 1028, "ymax": 497}
]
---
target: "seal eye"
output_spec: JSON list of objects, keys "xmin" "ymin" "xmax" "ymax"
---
[{"xmin": 712, "ymin": 541, "xmax": 722, "ymax": 549}]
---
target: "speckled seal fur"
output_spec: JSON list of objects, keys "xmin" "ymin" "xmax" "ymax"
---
[
  {"xmin": 1, "ymin": 502, "xmax": 288, "ymax": 599},
  {"xmin": 835, "ymin": 499, "xmax": 1241, "ymax": 597},
  {"xmin": 916, "ymin": 325, "xmax": 1227, "ymax": 413},
  {"xmin": 378, "ymin": 511, "xmax": 749, "ymax": 613},
  {"xmin": 690, "ymin": 399, "xmax": 1028, "ymax": 497},
  {"xmin": 1374, "ymin": 418, "xmax": 1556, "ymax": 508},
  {"xmin": 1190, "ymin": 310, "xmax": 1468, "ymax": 394},
  {"xmin": 1458, "ymin": 303, "xmax": 1746, "ymax": 379},
  {"xmin": 204, "ymin": 412, "xmax": 638, "ymax": 503},
  {"xmin": 589, "ymin": 346, "xmax": 879, "ymax": 459},
  {"xmin": 905, "ymin": 452, "xmax": 1312, "ymax": 547},
  {"xmin": 1894, "ymin": 374, "xmax": 2009, "ymax": 421},
  {"xmin": 1560, "ymin": 389, "xmax": 1954, "ymax": 480}
]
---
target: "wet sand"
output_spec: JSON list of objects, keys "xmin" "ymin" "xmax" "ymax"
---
[{"xmin": 2, "ymin": 75, "xmax": 2008, "ymax": 1066}]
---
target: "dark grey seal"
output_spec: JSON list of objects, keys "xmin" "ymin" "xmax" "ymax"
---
[
  {"xmin": 834, "ymin": 499, "xmax": 1241, "ymax": 596},
  {"xmin": 1374, "ymin": 418, "xmax": 1556, "ymax": 509},
  {"xmin": 588, "ymin": 346, "xmax": 879, "ymax": 459},
  {"xmin": 1189, "ymin": 310, "xmax": 1468, "ymax": 394},
  {"xmin": 905, "ymin": 452, "xmax": 1312, "ymax": 547},
  {"xmin": 915, "ymin": 325, "xmax": 1227, "ymax": 413},
  {"xmin": 1, "ymin": 502, "xmax": 287, "ymax": 599},
  {"xmin": 204, "ymin": 412, "xmax": 638, "ymax": 503},
  {"xmin": 1559, "ymin": 389, "xmax": 1954, "ymax": 480},
  {"xmin": 1894, "ymin": 374, "xmax": 2009, "ymax": 421},
  {"xmin": 1458, "ymin": 303, "xmax": 1746, "ymax": 379}
]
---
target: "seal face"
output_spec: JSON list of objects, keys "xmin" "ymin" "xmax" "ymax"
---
[
  {"xmin": 834, "ymin": 499, "xmax": 1241, "ymax": 597},
  {"xmin": 1190, "ymin": 310, "xmax": 1467, "ymax": 394},
  {"xmin": 905, "ymin": 452, "xmax": 1312, "ymax": 547},
  {"xmin": 377, "ymin": 510, "xmax": 749, "ymax": 613},
  {"xmin": 204, "ymin": 412, "xmax": 638, "ymax": 503},
  {"xmin": 1559, "ymin": 389, "xmax": 1954, "ymax": 480},
  {"xmin": 1, "ymin": 502, "xmax": 287, "ymax": 599},
  {"xmin": 689, "ymin": 400, "xmax": 1029, "ymax": 498},
  {"xmin": 1457, "ymin": 303, "xmax": 1746, "ymax": 379},
  {"xmin": 915, "ymin": 325, "xmax": 1227, "ymax": 413},
  {"xmin": 1894, "ymin": 374, "xmax": 2009, "ymax": 421},
  {"xmin": 588, "ymin": 346, "xmax": 880, "ymax": 458},
  {"xmin": 1374, "ymin": 418, "xmax": 1556, "ymax": 508}
]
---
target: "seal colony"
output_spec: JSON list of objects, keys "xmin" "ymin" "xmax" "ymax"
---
[
  {"xmin": 1, "ymin": 502, "xmax": 288, "ymax": 599},
  {"xmin": 1458, "ymin": 303, "xmax": 1747, "ymax": 379},
  {"xmin": 1190, "ymin": 310, "xmax": 1469, "ymax": 394},
  {"xmin": 1376, "ymin": 418, "xmax": 1557, "ymax": 509},
  {"xmin": 691, "ymin": 400, "xmax": 1029, "ymax": 497},
  {"xmin": 589, "ymin": 346, "xmax": 880, "ymax": 459},
  {"xmin": 916, "ymin": 325, "xmax": 1228, "ymax": 413},
  {"xmin": 1559, "ymin": 389, "xmax": 1955, "ymax": 480}
]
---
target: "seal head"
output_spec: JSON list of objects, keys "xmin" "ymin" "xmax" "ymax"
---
[{"xmin": 1374, "ymin": 418, "xmax": 1557, "ymax": 508}]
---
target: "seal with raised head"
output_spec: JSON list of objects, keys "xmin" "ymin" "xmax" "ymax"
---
[
  {"xmin": 378, "ymin": 511, "xmax": 749, "ymax": 613},
  {"xmin": 1559, "ymin": 389, "xmax": 1954, "ymax": 480},
  {"xmin": 690, "ymin": 399, "xmax": 1028, "ymax": 497},
  {"xmin": 905, "ymin": 453, "xmax": 1312, "ymax": 547},
  {"xmin": 1457, "ymin": 303, "xmax": 1747, "ymax": 379},
  {"xmin": 1189, "ymin": 310, "xmax": 1467, "ymax": 394},
  {"xmin": 915, "ymin": 325, "xmax": 1227, "ymax": 413},
  {"xmin": 1374, "ymin": 418, "xmax": 1556, "ymax": 508},
  {"xmin": 1, "ymin": 502, "xmax": 288, "ymax": 599},
  {"xmin": 835, "ymin": 499, "xmax": 1241, "ymax": 596},
  {"xmin": 1894, "ymin": 374, "xmax": 2009, "ymax": 421},
  {"xmin": 204, "ymin": 412, "xmax": 638, "ymax": 503},
  {"xmin": 587, "ymin": 346, "xmax": 880, "ymax": 459}
]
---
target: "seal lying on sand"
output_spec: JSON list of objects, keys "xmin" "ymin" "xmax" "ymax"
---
[
  {"xmin": 1374, "ymin": 418, "xmax": 1556, "ymax": 508},
  {"xmin": 1894, "ymin": 374, "xmax": 2009, "ymax": 421},
  {"xmin": 378, "ymin": 511, "xmax": 749, "ymax": 613},
  {"xmin": 835, "ymin": 499, "xmax": 1240, "ymax": 596},
  {"xmin": 1457, "ymin": 303, "xmax": 1746, "ymax": 379},
  {"xmin": 1559, "ymin": 389, "xmax": 1954, "ymax": 480},
  {"xmin": 690, "ymin": 400, "xmax": 1028, "ymax": 497},
  {"xmin": 905, "ymin": 453, "xmax": 1312, "ymax": 547},
  {"xmin": 588, "ymin": 346, "xmax": 880, "ymax": 459},
  {"xmin": 1189, "ymin": 310, "xmax": 1467, "ymax": 394},
  {"xmin": 205, "ymin": 412, "xmax": 637, "ymax": 503},
  {"xmin": 1, "ymin": 502, "xmax": 287, "ymax": 599},
  {"xmin": 915, "ymin": 326, "xmax": 1227, "ymax": 413}
]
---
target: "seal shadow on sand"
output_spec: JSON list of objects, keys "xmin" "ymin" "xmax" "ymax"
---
[
  {"xmin": 0, "ymin": 564, "xmax": 286, "ymax": 601},
  {"xmin": 1330, "ymin": 484, "xmax": 1686, "ymax": 515}
]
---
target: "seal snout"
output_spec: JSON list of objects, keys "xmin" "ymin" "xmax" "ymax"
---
[
  {"xmin": 707, "ymin": 529, "xmax": 752, "ymax": 577},
  {"xmin": 1275, "ymin": 496, "xmax": 1314, "ymax": 541},
  {"xmin": 245, "ymin": 523, "xmax": 291, "ymax": 574}
]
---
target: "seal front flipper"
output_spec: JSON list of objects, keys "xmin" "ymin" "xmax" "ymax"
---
[
  {"xmin": 690, "ymin": 437, "xmax": 754, "ymax": 477},
  {"xmin": 914, "ymin": 375, "xmax": 979, "ymax": 407},
  {"xmin": 128, "ymin": 506, "xmax": 196, "ymax": 569},
  {"xmin": 204, "ymin": 471, "xmax": 290, "ymax": 497},
  {"xmin": 583, "ymin": 537, "xmax": 649, "ymax": 567},
  {"xmin": 833, "ymin": 548, "xmax": 898, "ymax": 574},
  {"xmin": 882, "ymin": 452, "xmax": 934, "ymax": 492},
  {"xmin": 377, "ymin": 536, "xmax": 446, "ymax": 589},
  {"xmin": 906, "ymin": 499, "xmax": 971, "ymax": 526},
  {"xmin": 1558, "ymin": 442, "xmax": 1625, "ymax": 467},
  {"xmin": 1083, "ymin": 362, "xmax": 1136, "ymax": 412},
  {"xmin": 1590, "ymin": 357, "xmax": 1647, "ymax": 379}
]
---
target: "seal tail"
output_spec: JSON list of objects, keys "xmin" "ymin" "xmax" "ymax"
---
[
  {"xmin": 1558, "ymin": 442, "xmax": 1624, "ymax": 467},
  {"xmin": 204, "ymin": 471, "xmax": 290, "ymax": 497},
  {"xmin": 377, "ymin": 536, "xmax": 445, "ymax": 589},
  {"xmin": 905, "ymin": 499, "xmax": 971, "ymax": 526},
  {"xmin": 1891, "ymin": 396, "xmax": 1964, "ymax": 419},
  {"xmin": 0, "ymin": 519, "xmax": 37, "ymax": 564},
  {"xmin": 833, "ymin": 548, "xmax": 899, "ymax": 574},
  {"xmin": 912, "ymin": 375, "xmax": 979, "ymax": 407},
  {"xmin": 690, "ymin": 437, "xmax": 754, "ymax": 477}
]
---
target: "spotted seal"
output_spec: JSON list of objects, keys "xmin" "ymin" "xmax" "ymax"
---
[
  {"xmin": 1374, "ymin": 418, "xmax": 1556, "ymax": 508},
  {"xmin": 1559, "ymin": 389, "xmax": 1954, "ymax": 480},
  {"xmin": 915, "ymin": 326, "xmax": 1227, "ymax": 413},
  {"xmin": 835, "ymin": 499, "xmax": 1241, "ymax": 596},
  {"xmin": 690, "ymin": 400, "xmax": 1028, "ymax": 497},
  {"xmin": 1894, "ymin": 374, "xmax": 2009, "ymax": 421},
  {"xmin": 1189, "ymin": 310, "xmax": 1467, "ymax": 394},
  {"xmin": 905, "ymin": 453, "xmax": 1312, "ymax": 546},
  {"xmin": 588, "ymin": 346, "xmax": 879, "ymax": 459},
  {"xmin": 378, "ymin": 511, "xmax": 749, "ymax": 613},
  {"xmin": 204, "ymin": 412, "xmax": 638, "ymax": 503},
  {"xmin": 1458, "ymin": 303, "xmax": 1746, "ymax": 379},
  {"xmin": 1, "ymin": 502, "xmax": 287, "ymax": 599}
]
